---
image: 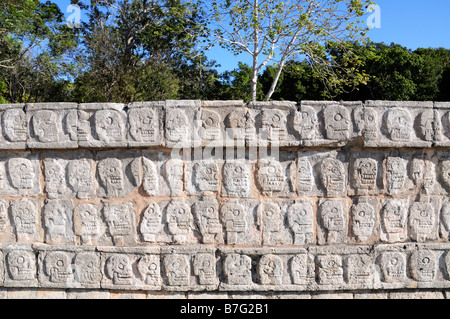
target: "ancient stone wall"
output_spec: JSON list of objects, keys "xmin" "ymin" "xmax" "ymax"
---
[{"xmin": 0, "ymin": 100, "xmax": 450, "ymax": 299}]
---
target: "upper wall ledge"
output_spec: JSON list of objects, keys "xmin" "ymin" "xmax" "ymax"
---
[{"xmin": 0, "ymin": 100, "xmax": 449, "ymax": 150}]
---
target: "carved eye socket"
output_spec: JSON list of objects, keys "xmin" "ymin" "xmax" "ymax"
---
[
  {"xmin": 203, "ymin": 261, "xmax": 210, "ymax": 267},
  {"xmin": 149, "ymin": 263, "xmax": 157, "ymax": 270},
  {"xmin": 272, "ymin": 114, "xmax": 281, "ymax": 123},
  {"xmin": 334, "ymin": 113, "xmax": 343, "ymax": 121},
  {"xmin": 206, "ymin": 168, "xmax": 212, "ymax": 174},
  {"xmin": 235, "ymin": 166, "xmax": 243, "ymax": 173},
  {"xmin": 17, "ymin": 256, "xmax": 25, "ymax": 264},
  {"xmin": 390, "ymin": 258, "xmax": 399, "ymax": 266},
  {"xmin": 422, "ymin": 257, "xmax": 430, "ymax": 264},
  {"xmin": 268, "ymin": 166, "xmax": 276, "ymax": 174},
  {"xmin": 358, "ymin": 211, "xmax": 366, "ymax": 217},
  {"xmin": 233, "ymin": 209, "xmax": 240, "ymax": 217},
  {"xmin": 56, "ymin": 260, "xmax": 65, "ymax": 267},
  {"xmin": 367, "ymin": 115, "xmax": 374, "ymax": 122},
  {"xmin": 419, "ymin": 210, "xmax": 428, "ymax": 217},
  {"xmin": 328, "ymin": 260, "xmax": 336, "ymax": 267},
  {"xmin": 204, "ymin": 117, "xmax": 214, "ymax": 126},
  {"xmin": 14, "ymin": 115, "xmax": 22, "ymax": 123},
  {"xmin": 300, "ymin": 209, "xmax": 306, "ymax": 216}
]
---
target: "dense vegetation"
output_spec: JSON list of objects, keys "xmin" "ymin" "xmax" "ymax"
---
[{"xmin": 1, "ymin": 0, "xmax": 449, "ymax": 104}]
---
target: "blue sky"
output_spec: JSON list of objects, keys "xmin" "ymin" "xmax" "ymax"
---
[{"xmin": 54, "ymin": 0, "xmax": 450, "ymax": 73}]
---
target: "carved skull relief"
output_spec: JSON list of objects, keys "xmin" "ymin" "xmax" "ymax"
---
[
  {"xmin": 385, "ymin": 108, "xmax": 412, "ymax": 141},
  {"xmin": 7, "ymin": 158, "xmax": 35, "ymax": 190},
  {"xmin": 2, "ymin": 108, "xmax": 27, "ymax": 142},
  {"xmin": 386, "ymin": 157, "xmax": 407, "ymax": 194},
  {"xmin": 223, "ymin": 161, "xmax": 251, "ymax": 197},
  {"xmin": 410, "ymin": 250, "xmax": 437, "ymax": 282},
  {"xmin": 223, "ymin": 254, "xmax": 252, "ymax": 285},
  {"xmin": 193, "ymin": 253, "xmax": 216, "ymax": 285},
  {"xmin": 142, "ymin": 158, "xmax": 159, "ymax": 195},
  {"xmin": 323, "ymin": 105, "xmax": 350, "ymax": 140},
  {"xmin": 257, "ymin": 159, "xmax": 285, "ymax": 195},
  {"xmin": 67, "ymin": 159, "xmax": 94, "ymax": 198},
  {"xmin": 221, "ymin": 201, "xmax": 247, "ymax": 245},
  {"xmin": 164, "ymin": 254, "xmax": 190, "ymax": 286},
  {"xmin": 44, "ymin": 251, "xmax": 73, "ymax": 284},
  {"xmin": 11, "ymin": 199, "xmax": 39, "ymax": 240},
  {"xmin": 97, "ymin": 158, "xmax": 124, "ymax": 197},
  {"xmin": 137, "ymin": 255, "xmax": 161, "ymax": 286},
  {"xmin": 165, "ymin": 109, "xmax": 189, "ymax": 143},
  {"xmin": 6, "ymin": 250, "xmax": 36, "ymax": 281},
  {"xmin": 261, "ymin": 109, "xmax": 287, "ymax": 141},
  {"xmin": 353, "ymin": 158, "xmax": 377, "ymax": 190},
  {"xmin": 319, "ymin": 158, "xmax": 346, "ymax": 196},
  {"xmin": 94, "ymin": 110, "xmax": 125, "ymax": 143},
  {"xmin": 140, "ymin": 203, "xmax": 162, "ymax": 242},
  {"xmin": 32, "ymin": 110, "xmax": 59, "ymax": 143},
  {"xmin": 257, "ymin": 254, "xmax": 283, "ymax": 286},
  {"xmin": 201, "ymin": 109, "xmax": 221, "ymax": 141},
  {"xmin": 293, "ymin": 106, "xmax": 318, "ymax": 140},
  {"xmin": 297, "ymin": 159, "xmax": 313, "ymax": 193},
  {"xmin": 129, "ymin": 108, "xmax": 158, "ymax": 143},
  {"xmin": 164, "ymin": 159, "xmax": 184, "ymax": 196},
  {"xmin": 352, "ymin": 202, "xmax": 376, "ymax": 242},
  {"xmin": 287, "ymin": 202, "xmax": 314, "ymax": 245},
  {"xmin": 74, "ymin": 252, "xmax": 101, "ymax": 285},
  {"xmin": 165, "ymin": 200, "xmax": 191, "ymax": 244},
  {"xmin": 419, "ymin": 110, "xmax": 443, "ymax": 142},
  {"xmin": 380, "ymin": 252, "xmax": 406, "ymax": 283},
  {"xmin": 74, "ymin": 203, "xmax": 101, "ymax": 244},
  {"xmin": 193, "ymin": 161, "xmax": 219, "ymax": 192},
  {"xmin": 106, "ymin": 254, "xmax": 133, "ymax": 285}
]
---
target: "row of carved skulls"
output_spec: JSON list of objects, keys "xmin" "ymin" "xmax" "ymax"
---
[{"xmin": 4, "ymin": 247, "xmax": 450, "ymax": 288}]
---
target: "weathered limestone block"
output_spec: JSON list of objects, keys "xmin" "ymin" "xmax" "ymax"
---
[
  {"xmin": 297, "ymin": 150, "xmax": 348, "ymax": 197},
  {"xmin": 256, "ymin": 152, "xmax": 296, "ymax": 198},
  {"xmin": 220, "ymin": 199, "xmax": 261, "ymax": 246},
  {"xmin": 349, "ymin": 152, "xmax": 384, "ymax": 196},
  {"xmin": 192, "ymin": 197, "xmax": 224, "ymax": 245},
  {"xmin": 222, "ymin": 160, "xmax": 253, "ymax": 198},
  {"xmin": 1, "ymin": 152, "xmax": 41, "ymax": 197},
  {"xmin": 246, "ymin": 101, "xmax": 297, "ymax": 147},
  {"xmin": 364, "ymin": 101, "xmax": 434, "ymax": 148},
  {"xmin": 96, "ymin": 150, "xmax": 141, "ymax": 198},
  {"xmin": 380, "ymin": 198, "xmax": 409, "ymax": 243},
  {"xmin": 261, "ymin": 200, "xmax": 294, "ymax": 246},
  {"xmin": 127, "ymin": 102, "xmax": 164, "ymax": 147},
  {"xmin": 3, "ymin": 243, "xmax": 38, "ymax": 288},
  {"xmin": 440, "ymin": 199, "xmax": 450, "ymax": 240},
  {"xmin": 162, "ymin": 246, "xmax": 217, "ymax": 291},
  {"xmin": 436, "ymin": 102, "xmax": 450, "ymax": 147},
  {"xmin": 286, "ymin": 200, "xmax": 315, "ymax": 245},
  {"xmin": 0, "ymin": 104, "xmax": 27, "ymax": 149},
  {"xmin": 185, "ymin": 160, "xmax": 220, "ymax": 195},
  {"xmin": 73, "ymin": 203, "xmax": 107, "ymax": 246},
  {"xmin": 164, "ymin": 199, "xmax": 194, "ymax": 245},
  {"xmin": 102, "ymin": 201, "xmax": 137, "ymax": 246},
  {"xmin": 317, "ymin": 199, "xmax": 348, "ymax": 245},
  {"xmin": 139, "ymin": 202, "xmax": 164, "ymax": 243},
  {"xmin": 350, "ymin": 197, "xmax": 378, "ymax": 244},
  {"xmin": 165, "ymin": 100, "xmax": 200, "ymax": 148},
  {"xmin": 0, "ymin": 199, "xmax": 14, "ymax": 242},
  {"xmin": 384, "ymin": 152, "xmax": 416, "ymax": 196},
  {"xmin": 100, "ymin": 246, "xmax": 161, "ymax": 291},
  {"xmin": 43, "ymin": 199, "xmax": 75, "ymax": 245},
  {"xmin": 26, "ymin": 103, "xmax": 78, "ymax": 149},
  {"xmin": 10, "ymin": 198, "xmax": 42, "ymax": 243},
  {"xmin": 408, "ymin": 196, "xmax": 440, "ymax": 242},
  {"xmin": 78, "ymin": 103, "xmax": 127, "ymax": 147}
]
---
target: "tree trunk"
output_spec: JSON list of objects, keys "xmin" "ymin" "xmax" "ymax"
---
[
  {"xmin": 265, "ymin": 59, "xmax": 286, "ymax": 101},
  {"xmin": 251, "ymin": 0, "xmax": 259, "ymax": 102}
]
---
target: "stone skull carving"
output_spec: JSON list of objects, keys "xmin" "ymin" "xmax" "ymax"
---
[
  {"xmin": 193, "ymin": 161, "xmax": 219, "ymax": 193},
  {"xmin": 2, "ymin": 108, "xmax": 27, "ymax": 142},
  {"xmin": 352, "ymin": 202, "xmax": 376, "ymax": 242},
  {"xmin": 44, "ymin": 159, "xmax": 65, "ymax": 197},
  {"xmin": 257, "ymin": 254, "xmax": 283, "ymax": 286},
  {"xmin": 94, "ymin": 110, "xmax": 125, "ymax": 143},
  {"xmin": 67, "ymin": 159, "xmax": 94, "ymax": 198},
  {"xmin": 103, "ymin": 203, "xmax": 133, "ymax": 244},
  {"xmin": 382, "ymin": 199, "xmax": 407, "ymax": 242},
  {"xmin": 297, "ymin": 159, "xmax": 313, "ymax": 193},
  {"xmin": 319, "ymin": 200, "xmax": 346, "ymax": 244},
  {"xmin": 290, "ymin": 254, "xmax": 309, "ymax": 285},
  {"xmin": 129, "ymin": 108, "xmax": 157, "ymax": 143},
  {"xmin": 142, "ymin": 158, "xmax": 159, "ymax": 196},
  {"xmin": 106, "ymin": 254, "xmax": 133, "ymax": 285},
  {"xmin": 380, "ymin": 252, "xmax": 406, "ymax": 283},
  {"xmin": 364, "ymin": 108, "xmax": 379, "ymax": 140},
  {"xmin": 164, "ymin": 254, "xmax": 190, "ymax": 286},
  {"xmin": 44, "ymin": 251, "xmax": 73, "ymax": 284},
  {"xmin": 221, "ymin": 201, "xmax": 247, "ymax": 245},
  {"xmin": 409, "ymin": 201, "xmax": 435, "ymax": 242},
  {"xmin": 140, "ymin": 203, "xmax": 162, "ymax": 242},
  {"xmin": 419, "ymin": 110, "xmax": 443, "ymax": 142},
  {"xmin": 164, "ymin": 159, "xmax": 184, "ymax": 196},
  {"xmin": 385, "ymin": 108, "xmax": 412, "ymax": 141},
  {"xmin": 323, "ymin": 105, "xmax": 350, "ymax": 140},
  {"xmin": 74, "ymin": 203, "xmax": 101, "ymax": 245},
  {"xmin": 346, "ymin": 255, "xmax": 373, "ymax": 285},
  {"xmin": 165, "ymin": 109, "xmax": 189, "ymax": 143},
  {"xmin": 223, "ymin": 254, "xmax": 252, "ymax": 285},
  {"xmin": 32, "ymin": 110, "xmax": 59, "ymax": 143},
  {"xmin": 293, "ymin": 106, "xmax": 318, "ymax": 140},
  {"xmin": 7, "ymin": 158, "xmax": 35, "ymax": 190},
  {"xmin": 193, "ymin": 253, "xmax": 216, "ymax": 285},
  {"xmin": 353, "ymin": 158, "xmax": 377, "ymax": 190},
  {"xmin": 223, "ymin": 161, "xmax": 251, "ymax": 198},
  {"xmin": 193, "ymin": 200, "xmax": 222, "ymax": 244},
  {"xmin": 137, "ymin": 255, "xmax": 161, "ymax": 286},
  {"xmin": 317, "ymin": 255, "xmax": 344, "ymax": 285},
  {"xmin": 386, "ymin": 157, "xmax": 407, "ymax": 195},
  {"xmin": 166, "ymin": 200, "xmax": 191, "ymax": 244},
  {"xmin": 440, "ymin": 160, "xmax": 450, "ymax": 190},
  {"xmin": 74, "ymin": 252, "xmax": 101, "ymax": 285},
  {"xmin": 0, "ymin": 199, "xmax": 9, "ymax": 232},
  {"xmin": 201, "ymin": 109, "xmax": 221, "ymax": 141},
  {"xmin": 6, "ymin": 250, "xmax": 36, "ymax": 281},
  {"xmin": 257, "ymin": 159, "xmax": 285, "ymax": 195},
  {"xmin": 11, "ymin": 199, "xmax": 38, "ymax": 240},
  {"xmin": 319, "ymin": 158, "xmax": 346, "ymax": 196},
  {"xmin": 44, "ymin": 200, "xmax": 73, "ymax": 243},
  {"xmin": 97, "ymin": 158, "xmax": 124, "ymax": 197},
  {"xmin": 287, "ymin": 202, "xmax": 314, "ymax": 245},
  {"xmin": 261, "ymin": 109, "xmax": 287, "ymax": 141},
  {"xmin": 410, "ymin": 250, "xmax": 437, "ymax": 282}
]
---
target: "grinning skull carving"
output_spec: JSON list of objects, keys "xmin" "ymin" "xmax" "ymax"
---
[
  {"xmin": 165, "ymin": 200, "xmax": 191, "ymax": 244},
  {"xmin": 257, "ymin": 159, "xmax": 285, "ymax": 196},
  {"xmin": 287, "ymin": 202, "xmax": 314, "ymax": 245},
  {"xmin": 351, "ymin": 202, "xmax": 376, "ymax": 242},
  {"xmin": 319, "ymin": 158, "xmax": 346, "ymax": 196},
  {"xmin": 193, "ymin": 199, "xmax": 223, "ymax": 244},
  {"xmin": 2, "ymin": 108, "xmax": 27, "ymax": 142},
  {"xmin": 263, "ymin": 202, "xmax": 283, "ymax": 245},
  {"xmin": 164, "ymin": 159, "xmax": 184, "ymax": 196},
  {"xmin": 221, "ymin": 201, "xmax": 247, "ymax": 245},
  {"xmin": 142, "ymin": 158, "xmax": 159, "ymax": 196},
  {"xmin": 409, "ymin": 201, "xmax": 435, "ymax": 242},
  {"xmin": 103, "ymin": 203, "xmax": 133, "ymax": 245},
  {"xmin": 129, "ymin": 108, "xmax": 157, "ymax": 143},
  {"xmin": 11, "ymin": 199, "xmax": 38, "ymax": 241},
  {"xmin": 6, "ymin": 250, "xmax": 36, "ymax": 281},
  {"xmin": 257, "ymin": 254, "xmax": 283, "ymax": 286},
  {"xmin": 193, "ymin": 161, "xmax": 219, "ymax": 192},
  {"xmin": 165, "ymin": 109, "xmax": 189, "ymax": 143},
  {"xmin": 382, "ymin": 199, "xmax": 407, "ymax": 242},
  {"xmin": 353, "ymin": 158, "xmax": 377, "ymax": 190},
  {"xmin": 74, "ymin": 204, "xmax": 101, "ymax": 245},
  {"xmin": 317, "ymin": 255, "xmax": 344, "ymax": 285},
  {"xmin": 319, "ymin": 200, "xmax": 346, "ymax": 244},
  {"xmin": 386, "ymin": 157, "xmax": 407, "ymax": 195},
  {"xmin": 44, "ymin": 251, "xmax": 73, "ymax": 284},
  {"xmin": 380, "ymin": 252, "xmax": 406, "ymax": 283},
  {"xmin": 193, "ymin": 253, "xmax": 216, "ymax": 285},
  {"xmin": 223, "ymin": 254, "xmax": 252, "ymax": 285},
  {"xmin": 106, "ymin": 254, "xmax": 133, "ymax": 285},
  {"xmin": 94, "ymin": 110, "xmax": 125, "ymax": 143},
  {"xmin": 346, "ymin": 255, "xmax": 373, "ymax": 285},
  {"xmin": 419, "ymin": 110, "xmax": 443, "ymax": 142},
  {"xmin": 201, "ymin": 109, "xmax": 221, "ymax": 141},
  {"xmin": 223, "ymin": 161, "xmax": 252, "ymax": 197},
  {"xmin": 440, "ymin": 160, "xmax": 450, "ymax": 190},
  {"xmin": 323, "ymin": 105, "xmax": 350, "ymax": 140},
  {"xmin": 297, "ymin": 159, "xmax": 313, "ymax": 193},
  {"xmin": 293, "ymin": 106, "xmax": 318, "ymax": 140},
  {"xmin": 261, "ymin": 109, "xmax": 287, "ymax": 142},
  {"xmin": 67, "ymin": 159, "xmax": 94, "ymax": 198},
  {"xmin": 364, "ymin": 108, "xmax": 379, "ymax": 140},
  {"xmin": 137, "ymin": 255, "xmax": 161, "ymax": 286},
  {"xmin": 139, "ymin": 203, "xmax": 162, "ymax": 242},
  {"xmin": 7, "ymin": 158, "xmax": 34, "ymax": 190},
  {"xmin": 164, "ymin": 254, "xmax": 190, "ymax": 286},
  {"xmin": 44, "ymin": 200, "xmax": 73, "ymax": 243},
  {"xmin": 97, "ymin": 158, "xmax": 124, "ymax": 197},
  {"xmin": 410, "ymin": 250, "xmax": 437, "ymax": 282},
  {"xmin": 74, "ymin": 252, "xmax": 101, "ymax": 285},
  {"xmin": 385, "ymin": 108, "xmax": 412, "ymax": 141},
  {"xmin": 32, "ymin": 110, "xmax": 59, "ymax": 143},
  {"xmin": 44, "ymin": 159, "xmax": 65, "ymax": 197},
  {"xmin": 0, "ymin": 199, "xmax": 9, "ymax": 232},
  {"xmin": 290, "ymin": 254, "xmax": 309, "ymax": 285}
]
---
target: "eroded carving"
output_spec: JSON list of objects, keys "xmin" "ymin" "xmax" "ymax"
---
[
  {"xmin": 166, "ymin": 109, "xmax": 189, "ymax": 143},
  {"xmin": 193, "ymin": 161, "xmax": 219, "ymax": 193},
  {"xmin": 97, "ymin": 158, "xmax": 124, "ymax": 197},
  {"xmin": 293, "ymin": 106, "xmax": 318, "ymax": 140},
  {"xmin": 201, "ymin": 109, "xmax": 221, "ymax": 141},
  {"xmin": 319, "ymin": 158, "xmax": 346, "ymax": 196},
  {"xmin": 193, "ymin": 199, "xmax": 223, "ymax": 244},
  {"xmin": 164, "ymin": 254, "xmax": 190, "ymax": 286},
  {"xmin": 410, "ymin": 250, "xmax": 437, "ymax": 282},
  {"xmin": 386, "ymin": 157, "xmax": 407, "ymax": 195},
  {"xmin": 385, "ymin": 108, "xmax": 412, "ymax": 141},
  {"xmin": 7, "ymin": 158, "xmax": 35, "ymax": 190},
  {"xmin": 193, "ymin": 253, "xmax": 216, "ymax": 286},
  {"xmin": 351, "ymin": 201, "xmax": 376, "ymax": 242},
  {"xmin": 6, "ymin": 250, "xmax": 36, "ymax": 281},
  {"xmin": 297, "ymin": 159, "xmax": 313, "ymax": 193},
  {"xmin": 44, "ymin": 251, "xmax": 73, "ymax": 284},
  {"xmin": 137, "ymin": 255, "xmax": 161, "ymax": 286},
  {"xmin": 323, "ymin": 105, "xmax": 350, "ymax": 140},
  {"xmin": 257, "ymin": 159, "xmax": 285, "ymax": 196},
  {"xmin": 94, "ymin": 110, "xmax": 125, "ymax": 143},
  {"xmin": 142, "ymin": 158, "xmax": 159, "ymax": 196},
  {"xmin": 261, "ymin": 109, "xmax": 287, "ymax": 142},
  {"xmin": 381, "ymin": 199, "xmax": 408, "ymax": 243},
  {"xmin": 409, "ymin": 201, "xmax": 436, "ymax": 242},
  {"xmin": 105, "ymin": 254, "xmax": 133, "ymax": 285},
  {"xmin": 103, "ymin": 203, "xmax": 135, "ymax": 245},
  {"xmin": 419, "ymin": 110, "xmax": 443, "ymax": 142},
  {"xmin": 223, "ymin": 254, "xmax": 252, "ymax": 286},
  {"xmin": 262, "ymin": 202, "xmax": 285, "ymax": 245},
  {"xmin": 290, "ymin": 254, "xmax": 312, "ymax": 285},
  {"xmin": 221, "ymin": 201, "xmax": 247, "ymax": 245},
  {"xmin": 0, "ymin": 199, "xmax": 9, "ymax": 232},
  {"xmin": 44, "ymin": 159, "xmax": 66, "ymax": 198},
  {"xmin": 287, "ymin": 202, "xmax": 314, "ymax": 245},
  {"xmin": 345, "ymin": 255, "xmax": 374, "ymax": 285},
  {"xmin": 165, "ymin": 200, "xmax": 192, "ymax": 244},
  {"xmin": 164, "ymin": 159, "xmax": 184, "ymax": 196},
  {"xmin": 129, "ymin": 108, "xmax": 158, "ymax": 143},
  {"xmin": 223, "ymin": 161, "xmax": 251, "ymax": 198},
  {"xmin": 317, "ymin": 255, "xmax": 344, "ymax": 285},
  {"xmin": 257, "ymin": 254, "xmax": 283, "ymax": 285},
  {"xmin": 67, "ymin": 159, "xmax": 94, "ymax": 199},
  {"xmin": 74, "ymin": 204, "xmax": 102, "ymax": 245},
  {"xmin": 319, "ymin": 200, "xmax": 346, "ymax": 244},
  {"xmin": 11, "ymin": 199, "xmax": 39, "ymax": 241},
  {"xmin": 2, "ymin": 108, "xmax": 27, "ymax": 142},
  {"xmin": 43, "ymin": 199, "xmax": 74, "ymax": 244},
  {"xmin": 32, "ymin": 110, "xmax": 59, "ymax": 143},
  {"xmin": 139, "ymin": 203, "xmax": 162, "ymax": 243},
  {"xmin": 379, "ymin": 252, "xmax": 407, "ymax": 283},
  {"xmin": 74, "ymin": 252, "xmax": 101, "ymax": 285},
  {"xmin": 440, "ymin": 160, "xmax": 450, "ymax": 190}
]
